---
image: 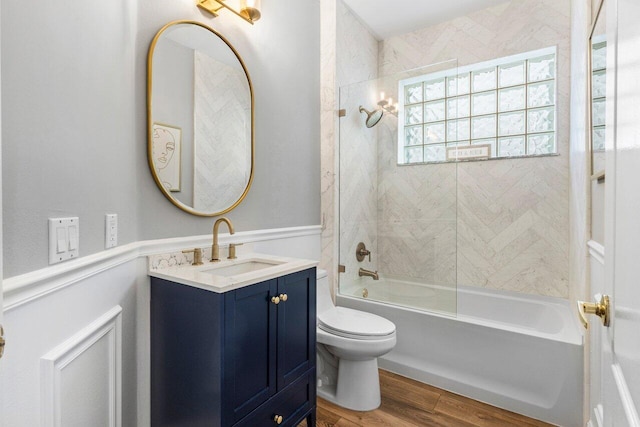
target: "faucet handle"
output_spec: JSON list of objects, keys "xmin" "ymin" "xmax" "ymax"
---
[
  {"xmin": 227, "ymin": 242, "xmax": 244, "ymax": 260},
  {"xmin": 182, "ymin": 248, "xmax": 204, "ymax": 266},
  {"xmin": 356, "ymin": 242, "xmax": 371, "ymax": 262}
]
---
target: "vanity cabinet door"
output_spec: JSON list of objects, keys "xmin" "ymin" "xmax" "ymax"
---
[
  {"xmin": 223, "ymin": 278, "xmax": 278, "ymax": 424},
  {"xmin": 276, "ymin": 269, "xmax": 316, "ymax": 390},
  {"xmin": 151, "ymin": 278, "xmax": 225, "ymax": 427}
]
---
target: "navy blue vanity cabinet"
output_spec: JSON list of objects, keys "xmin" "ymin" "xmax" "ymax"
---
[{"xmin": 151, "ymin": 267, "xmax": 316, "ymax": 427}]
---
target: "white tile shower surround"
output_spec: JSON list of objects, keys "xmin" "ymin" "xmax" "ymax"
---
[
  {"xmin": 327, "ymin": 0, "xmax": 571, "ymax": 298},
  {"xmin": 321, "ymin": 0, "xmax": 380, "ymax": 289},
  {"xmin": 320, "ymin": 0, "xmax": 338, "ymax": 290}
]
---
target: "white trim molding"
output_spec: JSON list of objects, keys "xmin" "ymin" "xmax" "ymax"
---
[
  {"xmin": 588, "ymin": 240, "xmax": 605, "ymax": 265},
  {"xmin": 40, "ymin": 306, "xmax": 123, "ymax": 427},
  {"xmin": 612, "ymin": 363, "xmax": 640, "ymax": 426},
  {"xmin": 3, "ymin": 226, "xmax": 321, "ymax": 312},
  {"xmin": 593, "ymin": 403, "xmax": 604, "ymax": 427}
]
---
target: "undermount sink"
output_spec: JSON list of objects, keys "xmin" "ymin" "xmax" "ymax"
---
[{"xmin": 201, "ymin": 259, "xmax": 284, "ymax": 277}]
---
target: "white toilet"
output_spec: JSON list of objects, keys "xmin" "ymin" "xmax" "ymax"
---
[{"xmin": 316, "ymin": 269, "xmax": 396, "ymax": 411}]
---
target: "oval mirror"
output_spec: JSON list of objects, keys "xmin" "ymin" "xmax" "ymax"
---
[{"xmin": 147, "ymin": 21, "xmax": 253, "ymax": 216}]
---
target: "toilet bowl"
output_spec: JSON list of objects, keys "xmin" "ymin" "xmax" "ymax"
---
[{"xmin": 316, "ymin": 269, "xmax": 396, "ymax": 411}]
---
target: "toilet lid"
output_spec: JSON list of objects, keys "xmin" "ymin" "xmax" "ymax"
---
[{"xmin": 318, "ymin": 307, "xmax": 396, "ymax": 339}]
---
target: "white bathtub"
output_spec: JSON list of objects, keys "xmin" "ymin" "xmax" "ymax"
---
[{"xmin": 337, "ymin": 278, "xmax": 583, "ymax": 427}]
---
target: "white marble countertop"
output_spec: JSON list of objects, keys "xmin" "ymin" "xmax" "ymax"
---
[{"xmin": 148, "ymin": 252, "xmax": 318, "ymax": 293}]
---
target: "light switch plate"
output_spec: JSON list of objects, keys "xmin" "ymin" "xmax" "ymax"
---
[
  {"xmin": 105, "ymin": 213, "xmax": 117, "ymax": 249},
  {"xmin": 48, "ymin": 217, "xmax": 79, "ymax": 264}
]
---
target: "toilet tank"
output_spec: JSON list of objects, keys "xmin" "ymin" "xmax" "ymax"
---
[{"xmin": 316, "ymin": 269, "xmax": 334, "ymax": 316}]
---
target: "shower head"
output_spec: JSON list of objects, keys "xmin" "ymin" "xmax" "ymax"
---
[{"xmin": 359, "ymin": 106, "xmax": 383, "ymax": 128}]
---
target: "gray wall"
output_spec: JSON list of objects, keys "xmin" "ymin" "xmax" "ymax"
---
[{"xmin": 2, "ymin": 0, "xmax": 321, "ymax": 277}]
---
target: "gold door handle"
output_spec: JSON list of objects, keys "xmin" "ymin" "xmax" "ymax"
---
[
  {"xmin": 577, "ymin": 294, "xmax": 610, "ymax": 329},
  {"xmin": 273, "ymin": 414, "xmax": 283, "ymax": 424},
  {"xmin": 271, "ymin": 296, "xmax": 280, "ymax": 305},
  {"xmin": 279, "ymin": 293, "xmax": 288, "ymax": 302},
  {"xmin": 0, "ymin": 325, "xmax": 5, "ymax": 359}
]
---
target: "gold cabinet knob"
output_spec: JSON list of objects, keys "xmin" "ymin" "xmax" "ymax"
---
[
  {"xmin": 577, "ymin": 294, "xmax": 610, "ymax": 329},
  {"xmin": 279, "ymin": 293, "xmax": 288, "ymax": 302},
  {"xmin": 271, "ymin": 296, "xmax": 280, "ymax": 305},
  {"xmin": 273, "ymin": 414, "xmax": 283, "ymax": 424}
]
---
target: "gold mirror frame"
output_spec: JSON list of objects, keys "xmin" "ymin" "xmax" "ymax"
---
[
  {"xmin": 147, "ymin": 20, "xmax": 254, "ymax": 216},
  {"xmin": 588, "ymin": 0, "xmax": 606, "ymax": 181}
]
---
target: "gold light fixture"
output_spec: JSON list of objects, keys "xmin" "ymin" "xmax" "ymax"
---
[{"xmin": 197, "ymin": 0, "xmax": 262, "ymax": 25}]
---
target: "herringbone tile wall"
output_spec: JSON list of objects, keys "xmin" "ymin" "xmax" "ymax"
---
[
  {"xmin": 375, "ymin": 0, "xmax": 571, "ymax": 297},
  {"xmin": 330, "ymin": 0, "xmax": 571, "ymax": 299}
]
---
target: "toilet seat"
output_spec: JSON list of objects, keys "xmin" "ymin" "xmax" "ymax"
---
[{"xmin": 318, "ymin": 307, "xmax": 395, "ymax": 340}]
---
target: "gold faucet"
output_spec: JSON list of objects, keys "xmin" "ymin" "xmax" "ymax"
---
[
  {"xmin": 211, "ymin": 217, "xmax": 234, "ymax": 262},
  {"xmin": 359, "ymin": 268, "xmax": 379, "ymax": 280},
  {"xmin": 182, "ymin": 248, "xmax": 204, "ymax": 265}
]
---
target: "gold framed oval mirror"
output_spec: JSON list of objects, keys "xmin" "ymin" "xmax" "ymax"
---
[{"xmin": 147, "ymin": 20, "xmax": 254, "ymax": 216}]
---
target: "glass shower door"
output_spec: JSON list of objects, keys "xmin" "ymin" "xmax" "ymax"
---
[{"xmin": 337, "ymin": 60, "xmax": 459, "ymax": 317}]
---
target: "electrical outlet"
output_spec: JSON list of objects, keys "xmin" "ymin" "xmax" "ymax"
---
[{"xmin": 105, "ymin": 214, "xmax": 118, "ymax": 249}]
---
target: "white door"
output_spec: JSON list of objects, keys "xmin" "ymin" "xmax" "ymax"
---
[
  {"xmin": 592, "ymin": 0, "xmax": 640, "ymax": 424},
  {"xmin": 0, "ymin": 2, "xmax": 5, "ymax": 424}
]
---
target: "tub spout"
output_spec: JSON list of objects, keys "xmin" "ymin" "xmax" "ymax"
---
[{"xmin": 359, "ymin": 268, "xmax": 379, "ymax": 280}]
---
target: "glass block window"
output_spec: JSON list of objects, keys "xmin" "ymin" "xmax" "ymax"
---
[
  {"xmin": 398, "ymin": 47, "xmax": 557, "ymax": 164},
  {"xmin": 591, "ymin": 38, "xmax": 606, "ymax": 152}
]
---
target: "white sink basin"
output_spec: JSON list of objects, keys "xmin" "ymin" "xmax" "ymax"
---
[{"xmin": 201, "ymin": 259, "xmax": 284, "ymax": 277}]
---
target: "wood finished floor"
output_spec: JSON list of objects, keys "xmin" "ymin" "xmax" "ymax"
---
[{"xmin": 299, "ymin": 370, "xmax": 553, "ymax": 427}]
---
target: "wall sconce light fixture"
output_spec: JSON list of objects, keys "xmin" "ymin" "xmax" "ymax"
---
[
  {"xmin": 378, "ymin": 92, "xmax": 398, "ymax": 115},
  {"xmin": 197, "ymin": 0, "xmax": 262, "ymax": 25}
]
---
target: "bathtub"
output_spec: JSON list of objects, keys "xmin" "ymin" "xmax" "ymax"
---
[{"xmin": 337, "ymin": 278, "xmax": 583, "ymax": 427}]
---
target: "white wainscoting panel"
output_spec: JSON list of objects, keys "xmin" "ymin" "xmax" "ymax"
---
[{"xmin": 40, "ymin": 306, "xmax": 122, "ymax": 427}]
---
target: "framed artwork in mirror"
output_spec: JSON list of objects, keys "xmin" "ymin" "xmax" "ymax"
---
[{"xmin": 152, "ymin": 122, "xmax": 182, "ymax": 192}]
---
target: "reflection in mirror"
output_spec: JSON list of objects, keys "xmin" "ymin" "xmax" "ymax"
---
[
  {"xmin": 590, "ymin": 0, "xmax": 606, "ymax": 179},
  {"xmin": 148, "ymin": 21, "xmax": 253, "ymax": 216}
]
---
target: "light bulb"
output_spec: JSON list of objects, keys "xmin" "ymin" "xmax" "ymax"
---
[{"xmin": 240, "ymin": 0, "xmax": 261, "ymax": 21}]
